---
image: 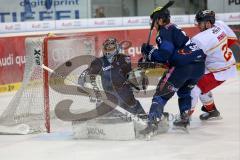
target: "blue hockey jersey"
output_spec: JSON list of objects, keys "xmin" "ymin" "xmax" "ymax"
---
[{"xmin": 149, "ymin": 24, "xmax": 206, "ymax": 66}]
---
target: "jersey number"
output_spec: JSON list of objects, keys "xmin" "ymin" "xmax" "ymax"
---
[{"xmin": 222, "ymin": 43, "xmax": 232, "ymax": 61}]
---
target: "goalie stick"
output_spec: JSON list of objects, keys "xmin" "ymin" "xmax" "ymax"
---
[{"xmin": 41, "ymin": 64, "xmax": 147, "ymax": 126}]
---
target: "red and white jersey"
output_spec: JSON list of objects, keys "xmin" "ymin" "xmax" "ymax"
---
[{"xmin": 192, "ymin": 20, "xmax": 238, "ymax": 81}]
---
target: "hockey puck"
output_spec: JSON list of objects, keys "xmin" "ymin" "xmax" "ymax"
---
[{"xmin": 65, "ymin": 61, "xmax": 72, "ymax": 67}]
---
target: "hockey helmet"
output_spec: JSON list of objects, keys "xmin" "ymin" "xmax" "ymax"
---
[
  {"xmin": 150, "ymin": 6, "xmax": 170, "ymax": 21},
  {"xmin": 195, "ymin": 10, "xmax": 215, "ymax": 24},
  {"xmin": 102, "ymin": 37, "xmax": 120, "ymax": 58}
]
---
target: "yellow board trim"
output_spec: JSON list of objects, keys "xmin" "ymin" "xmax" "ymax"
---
[{"xmin": 0, "ymin": 82, "xmax": 21, "ymax": 93}]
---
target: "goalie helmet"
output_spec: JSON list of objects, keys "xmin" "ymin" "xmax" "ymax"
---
[
  {"xmin": 150, "ymin": 7, "xmax": 170, "ymax": 22},
  {"xmin": 195, "ymin": 10, "xmax": 215, "ymax": 24},
  {"xmin": 102, "ymin": 37, "xmax": 120, "ymax": 61}
]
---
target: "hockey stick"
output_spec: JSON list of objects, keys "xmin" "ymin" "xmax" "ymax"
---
[
  {"xmin": 41, "ymin": 64, "xmax": 147, "ymax": 126},
  {"xmin": 137, "ymin": 61, "xmax": 168, "ymax": 69},
  {"xmin": 141, "ymin": 1, "xmax": 174, "ymax": 74},
  {"xmin": 146, "ymin": 0, "xmax": 175, "ymax": 45}
]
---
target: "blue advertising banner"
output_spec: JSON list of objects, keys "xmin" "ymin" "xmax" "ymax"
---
[{"xmin": 0, "ymin": 0, "xmax": 88, "ymax": 23}]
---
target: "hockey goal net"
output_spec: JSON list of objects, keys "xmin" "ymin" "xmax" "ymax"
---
[{"xmin": 0, "ymin": 35, "xmax": 97, "ymax": 134}]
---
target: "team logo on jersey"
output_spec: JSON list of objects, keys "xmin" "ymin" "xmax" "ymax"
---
[{"xmin": 102, "ymin": 65, "xmax": 112, "ymax": 71}]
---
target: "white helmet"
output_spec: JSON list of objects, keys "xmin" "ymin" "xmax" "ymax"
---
[{"xmin": 102, "ymin": 37, "xmax": 120, "ymax": 60}]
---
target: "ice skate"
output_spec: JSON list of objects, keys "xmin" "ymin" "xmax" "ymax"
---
[
  {"xmin": 139, "ymin": 112, "xmax": 169, "ymax": 140},
  {"xmin": 173, "ymin": 112, "xmax": 190, "ymax": 133},
  {"xmin": 200, "ymin": 106, "xmax": 222, "ymax": 121},
  {"xmin": 139, "ymin": 120, "xmax": 159, "ymax": 140}
]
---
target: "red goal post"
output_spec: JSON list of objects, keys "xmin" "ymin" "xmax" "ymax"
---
[{"xmin": 0, "ymin": 34, "xmax": 97, "ymax": 134}]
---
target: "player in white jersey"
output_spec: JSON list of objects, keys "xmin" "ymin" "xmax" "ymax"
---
[{"xmin": 190, "ymin": 10, "xmax": 238, "ymax": 120}]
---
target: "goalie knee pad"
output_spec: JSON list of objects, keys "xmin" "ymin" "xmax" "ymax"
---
[{"xmin": 199, "ymin": 91, "xmax": 214, "ymax": 106}]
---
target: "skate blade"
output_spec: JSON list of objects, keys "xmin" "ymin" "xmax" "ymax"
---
[{"xmin": 201, "ymin": 116, "xmax": 223, "ymax": 121}]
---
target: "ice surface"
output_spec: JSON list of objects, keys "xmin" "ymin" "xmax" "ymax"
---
[{"xmin": 0, "ymin": 74, "xmax": 239, "ymax": 160}]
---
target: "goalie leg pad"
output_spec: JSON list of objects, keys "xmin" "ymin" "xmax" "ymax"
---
[{"xmin": 72, "ymin": 116, "xmax": 136, "ymax": 140}]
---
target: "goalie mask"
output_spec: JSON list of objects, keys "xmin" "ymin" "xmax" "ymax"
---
[{"xmin": 102, "ymin": 37, "xmax": 120, "ymax": 62}]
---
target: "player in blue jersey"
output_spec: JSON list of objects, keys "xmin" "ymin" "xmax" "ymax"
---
[{"xmin": 139, "ymin": 7, "xmax": 206, "ymax": 135}]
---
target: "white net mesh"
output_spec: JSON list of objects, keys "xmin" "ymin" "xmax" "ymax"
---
[{"xmin": 0, "ymin": 35, "xmax": 97, "ymax": 134}]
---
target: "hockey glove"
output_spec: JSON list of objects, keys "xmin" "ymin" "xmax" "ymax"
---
[{"xmin": 141, "ymin": 43, "xmax": 154, "ymax": 61}]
